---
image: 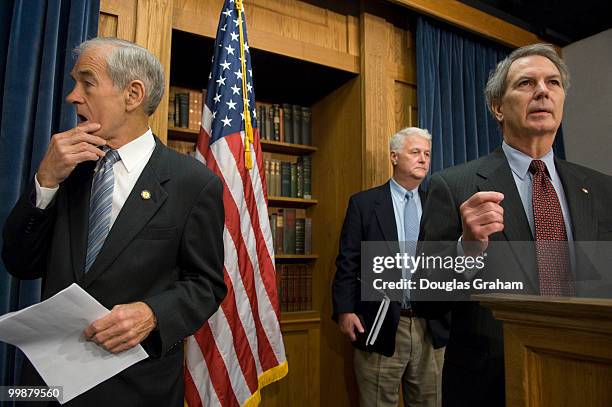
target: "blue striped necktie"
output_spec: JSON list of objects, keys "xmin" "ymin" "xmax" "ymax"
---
[
  {"xmin": 402, "ymin": 191, "xmax": 419, "ymax": 308},
  {"xmin": 85, "ymin": 149, "xmax": 121, "ymax": 273}
]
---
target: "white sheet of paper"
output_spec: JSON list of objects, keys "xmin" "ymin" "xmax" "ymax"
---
[{"xmin": 0, "ymin": 283, "xmax": 148, "ymax": 404}]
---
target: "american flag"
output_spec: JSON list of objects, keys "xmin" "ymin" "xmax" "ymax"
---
[{"xmin": 185, "ymin": 0, "xmax": 287, "ymax": 406}]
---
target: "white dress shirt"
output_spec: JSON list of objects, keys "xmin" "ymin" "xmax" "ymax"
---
[{"xmin": 35, "ymin": 129, "xmax": 156, "ymax": 229}]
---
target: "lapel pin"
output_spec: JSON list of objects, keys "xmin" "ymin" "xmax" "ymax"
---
[
  {"xmin": 141, "ymin": 190, "xmax": 151, "ymax": 200},
  {"xmin": 581, "ymin": 187, "xmax": 589, "ymax": 194}
]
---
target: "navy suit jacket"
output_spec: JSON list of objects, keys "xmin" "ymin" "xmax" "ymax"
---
[
  {"xmin": 332, "ymin": 181, "xmax": 450, "ymax": 357},
  {"xmin": 2, "ymin": 138, "xmax": 227, "ymax": 406}
]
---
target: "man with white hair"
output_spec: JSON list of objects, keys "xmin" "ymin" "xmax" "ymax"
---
[
  {"xmin": 3, "ymin": 38, "xmax": 226, "ymax": 406},
  {"xmin": 333, "ymin": 127, "xmax": 449, "ymax": 407}
]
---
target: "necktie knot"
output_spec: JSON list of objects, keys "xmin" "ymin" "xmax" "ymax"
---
[
  {"xmin": 103, "ymin": 149, "xmax": 121, "ymax": 166},
  {"xmin": 405, "ymin": 190, "xmax": 414, "ymax": 201},
  {"xmin": 529, "ymin": 159, "xmax": 547, "ymax": 176}
]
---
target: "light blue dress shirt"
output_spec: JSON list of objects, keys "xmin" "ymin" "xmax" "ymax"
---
[{"xmin": 389, "ymin": 177, "xmax": 422, "ymax": 242}]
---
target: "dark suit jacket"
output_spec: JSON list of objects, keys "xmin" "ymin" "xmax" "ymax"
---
[
  {"xmin": 413, "ymin": 147, "xmax": 612, "ymax": 407},
  {"xmin": 2, "ymin": 138, "xmax": 227, "ymax": 407},
  {"xmin": 332, "ymin": 181, "xmax": 450, "ymax": 357}
]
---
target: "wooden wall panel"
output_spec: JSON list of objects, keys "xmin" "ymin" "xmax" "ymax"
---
[
  {"xmin": 312, "ymin": 77, "xmax": 362, "ymax": 407},
  {"xmin": 361, "ymin": 12, "xmax": 415, "ymax": 189},
  {"xmin": 260, "ymin": 322, "xmax": 321, "ymax": 406},
  {"xmin": 173, "ymin": 0, "xmax": 359, "ymax": 73},
  {"xmin": 98, "ymin": 0, "xmax": 137, "ymax": 40},
  {"xmin": 134, "ymin": 0, "xmax": 173, "ymax": 144}
]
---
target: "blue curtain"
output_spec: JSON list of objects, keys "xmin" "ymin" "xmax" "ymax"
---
[
  {"xmin": 416, "ymin": 16, "xmax": 566, "ymax": 173},
  {"xmin": 0, "ymin": 0, "xmax": 99, "ymax": 396}
]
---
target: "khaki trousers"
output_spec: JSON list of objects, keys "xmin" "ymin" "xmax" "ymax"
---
[{"xmin": 354, "ymin": 316, "xmax": 444, "ymax": 407}]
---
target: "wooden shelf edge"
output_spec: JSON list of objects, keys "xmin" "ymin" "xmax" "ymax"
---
[
  {"xmin": 280, "ymin": 311, "xmax": 321, "ymax": 325},
  {"xmin": 261, "ymin": 140, "xmax": 317, "ymax": 154},
  {"xmin": 275, "ymin": 254, "xmax": 319, "ymax": 261},
  {"xmin": 268, "ymin": 196, "xmax": 318, "ymax": 207}
]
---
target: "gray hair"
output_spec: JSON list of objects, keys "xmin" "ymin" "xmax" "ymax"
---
[
  {"xmin": 485, "ymin": 43, "xmax": 570, "ymax": 119},
  {"xmin": 389, "ymin": 127, "xmax": 432, "ymax": 152},
  {"xmin": 74, "ymin": 37, "xmax": 165, "ymax": 116}
]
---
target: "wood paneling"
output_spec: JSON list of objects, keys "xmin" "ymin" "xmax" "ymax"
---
[
  {"xmin": 260, "ymin": 321, "xmax": 321, "ymax": 406},
  {"xmin": 98, "ymin": 0, "xmax": 137, "ymax": 40},
  {"xmin": 312, "ymin": 77, "xmax": 362, "ymax": 407},
  {"xmin": 173, "ymin": 0, "xmax": 360, "ymax": 73},
  {"xmin": 134, "ymin": 0, "xmax": 173, "ymax": 144}
]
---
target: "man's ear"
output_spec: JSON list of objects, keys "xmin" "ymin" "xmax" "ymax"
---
[
  {"xmin": 125, "ymin": 80, "xmax": 146, "ymax": 112},
  {"xmin": 390, "ymin": 150, "xmax": 398, "ymax": 166},
  {"xmin": 492, "ymin": 101, "xmax": 504, "ymax": 123}
]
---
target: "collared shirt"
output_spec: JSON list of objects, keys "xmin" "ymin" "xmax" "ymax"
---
[
  {"xmin": 389, "ymin": 177, "xmax": 422, "ymax": 242},
  {"xmin": 501, "ymin": 141, "xmax": 574, "ymax": 241},
  {"xmin": 35, "ymin": 129, "xmax": 156, "ymax": 229}
]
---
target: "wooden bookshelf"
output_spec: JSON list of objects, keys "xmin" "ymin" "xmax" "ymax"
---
[{"xmin": 167, "ymin": 126, "xmax": 198, "ymax": 142}]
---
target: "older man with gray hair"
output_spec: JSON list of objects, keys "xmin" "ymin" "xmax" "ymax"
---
[
  {"xmin": 333, "ymin": 127, "xmax": 449, "ymax": 407},
  {"xmin": 3, "ymin": 37, "xmax": 226, "ymax": 406},
  {"xmin": 413, "ymin": 43, "xmax": 612, "ymax": 406}
]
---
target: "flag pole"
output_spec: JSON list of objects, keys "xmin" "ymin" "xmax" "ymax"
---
[{"xmin": 236, "ymin": 0, "xmax": 254, "ymax": 169}]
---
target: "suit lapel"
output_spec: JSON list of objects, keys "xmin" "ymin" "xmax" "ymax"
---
[
  {"xmin": 555, "ymin": 158, "xmax": 597, "ymax": 241},
  {"xmin": 68, "ymin": 162, "xmax": 96, "ymax": 280},
  {"xmin": 81, "ymin": 140, "xmax": 170, "ymax": 288},
  {"xmin": 374, "ymin": 182, "xmax": 398, "ymax": 243},
  {"xmin": 476, "ymin": 148, "xmax": 538, "ymax": 291}
]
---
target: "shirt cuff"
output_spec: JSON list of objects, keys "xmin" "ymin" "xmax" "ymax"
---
[
  {"xmin": 35, "ymin": 174, "xmax": 59, "ymax": 209},
  {"xmin": 457, "ymin": 236, "xmax": 480, "ymax": 281}
]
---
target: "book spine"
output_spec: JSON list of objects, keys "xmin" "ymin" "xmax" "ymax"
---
[
  {"xmin": 281, "ymin": 265, "xmax": 288, "ymax": 312},
  {"xmin": 295, "ymin": 218, "xmax": 305, "ymax": 255},
  {"xmin": 273, "ymin": 104, "xmax": 281, "ymax": 141},
  {"xmin": 290, "ymin": 162, "xmax": 297, "ymax": 198},
  {"xmin": 303, "ymin": 155, "xmax": 312, "ymax": 199},
  {"xmin": 297, "ymin": 157, "xmax": 304, "ymax": 198},
  {"xmin": 273, "ymin": 160, "xmax": 280, "ymax": 197},
  {"xmin": 261, "ymin": 105, "xmax": 267, "ymax": 140},
  {"xmin": 284, "ymin": 209, "xmax": 296, "ymax": 255},
  {"xmin": 292, "ymin": 104, "xmax": 301, "ymax": 145},
  {"xmin": 301, "ymin": 106, "xmax": 311, "ymax": 145},
  {"xmin": 275, "ymin": 210, "xmax": 284, "ymax": 254},
  {"xmin": 178, "ymin": 93, "xmax": 189, "ymax": 128},
  {"xmin": 304, "ymin": 217, "xmax": 312, "ymax": 255},
  {"xmin": 281, "ymin": 162, "xmax": 291, "ymax": 197},
  {"xmin": 282, "ymin": 103, "xmax": 292, "ymax": 144},
  {"xmin": 306, "ymin": 266, "xmax": 312, "ymax": 311},
  {"xmin": 266, "ymin": 104, "xmax": 274, "ymax": 141}
]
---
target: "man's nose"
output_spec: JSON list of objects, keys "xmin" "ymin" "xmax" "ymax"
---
[
  {"xmin": 65, "ymin": 87, "xmax": 81, "ymax": 104},
  {"xmin": 534, "ymin": 80, "xmax": 550, "ymax": 98}
]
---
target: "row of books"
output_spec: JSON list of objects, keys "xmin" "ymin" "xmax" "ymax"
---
[
  {"xmin": 168, "ymin": 86, "xmax": 203, "ymax": 130},
  {"xmin": 277, "ymin": 264, "xmax": 312, "ymax": 312},
  {"xmin": 270, "ymin": 209, "xmax": 312, "ymax": 255},
  {"xmin": 264, "ymin": 157, "xmax": 312, "ymax": 199},
  {"xmin": 257, "ymin": 103, "xmax": 312, "ymax": 145}
]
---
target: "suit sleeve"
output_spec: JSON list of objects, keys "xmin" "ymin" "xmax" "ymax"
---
[
  {"xmin": 2, "ymin": 181, "xmax": 56, "ymax": 280},
  {"xmin": 142, "ymin": 174, "xmax": 227, "ymax": 357},
  {"xmin": 332, "ymin": 195, "xmax": 362, "ymax": 319}
]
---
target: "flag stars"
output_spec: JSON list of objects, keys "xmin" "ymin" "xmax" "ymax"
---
[
  {"xmin": 234, "ymin": 70, "xmax": 243, "ymax": 80},
  {"xmin": 225, "ymin": 44, "xmax": 235, "ymax": 55},
  {"xmin": 221, "ymin": 115, "xmax": 232, "ymax": 127},
  {"xmin": 222, "ymin": 9, "xmax": 232, "ymax": 17},
  {"xmin": 246, "ymin": 82, "xmax": 253, "ymax": 93},
  {"xmin": 226, "ymin": 99, "xmax": 237, "ymax": 110},
  {"xmin": 212, "ymin": 111, "xmax": 217, "ymax": 119},
  {"xmin": 216, "ymin": 76, "xmax": 226, "ymax": 87},
  {"xmin": 213, "ymin": 93, "xmax": 222, "ymax": 103},
  {"xmin": 230, "ymin": 84, "xmax": 241, "ymax": 95},
  {"xmin": 244, "ymin": 42, "xmax": 250, "ymax": 53},
  {"xmin": 230, "ymin": 31, "xmax": 239, "ymax": 42},
  {"xmin": 220, "ymin": 24, "xmax": 227, "ymax": 32},
  {"xmin": 233, "ymin": 18, "xmax": 240, "ymax": 27},
  {"xmin": 220, "ymin": 60, "xmax": 231, "ymax": 70},
  {"xmin": 248, "ymin": 69, "xmax": 252, "ymax": 77}
]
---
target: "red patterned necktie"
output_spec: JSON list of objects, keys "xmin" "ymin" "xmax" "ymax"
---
[{"xmin": 529, "ymin": 159, "xmax": 575, "ymax": 296}]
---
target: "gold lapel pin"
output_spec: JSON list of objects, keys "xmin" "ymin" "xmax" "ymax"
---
[
  {"xmin": 141, "ymin": 190, "xmax": 151, "ymax": 200},
  {"xmin": 581, "ymin": 187, "xmax": 589, "ymax": 194}
]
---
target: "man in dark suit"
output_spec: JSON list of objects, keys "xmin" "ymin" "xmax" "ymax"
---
[
  {"xmin": 2, "ymin": 38, "xmax": 226, "ymax": 406},
  {"xmin": 333, "ymin": 127, "xmax": 449, "ymax": 407},
  {"xmin": 413, "ymin": 43, "xmax": 612, "ymax": 406}
]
